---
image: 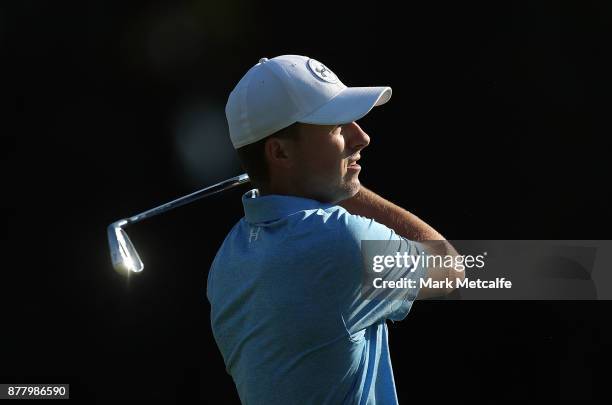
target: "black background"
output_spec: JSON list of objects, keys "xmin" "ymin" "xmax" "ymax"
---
[{"xmin": 4, "ymin": 0, "xmax": 612, "ymax": 403}]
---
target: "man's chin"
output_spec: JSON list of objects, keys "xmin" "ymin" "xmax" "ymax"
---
[
  {"xmin": 348, "ymin": 178, "xmax": 361, "ymax": 195},
  {"xmin": 335, "ymin": 179, "xmax": 361, "ymax": 202},
  {"xmin": 315, "ymin": 176, "xmax": 361, "ymax": 204}
]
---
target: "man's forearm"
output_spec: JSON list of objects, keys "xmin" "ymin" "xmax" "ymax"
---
[
  {"xmin": 338, "ymin": 185, "xmax": 445, "ymax": 242},
  {"xmin": 339, "ymin": 185, "xmax": 464, "ymax": 297}
]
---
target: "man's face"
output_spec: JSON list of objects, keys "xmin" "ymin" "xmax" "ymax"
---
[{"xmin": 287, "ymin": 121, "xmax": 371, "ymax": 203}]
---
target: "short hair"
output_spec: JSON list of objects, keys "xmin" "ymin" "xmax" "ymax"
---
[{"xmin": 235, "ymin": 122, "xmax": 302, "ymax": 188}]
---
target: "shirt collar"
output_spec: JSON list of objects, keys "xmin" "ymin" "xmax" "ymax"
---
[{"xmin": 242, "ymin": 189, "xmax": 335, "ymax": 223}]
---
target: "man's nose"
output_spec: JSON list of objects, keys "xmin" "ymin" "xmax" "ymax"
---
[{"xmin": 345, "ymin": 121, "xmax": 370, "ymax": 151}]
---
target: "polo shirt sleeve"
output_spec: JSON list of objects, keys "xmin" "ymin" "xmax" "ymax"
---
[{"xmin": 336, "ymin": 209, "xmax": 427, "ymax": 335}]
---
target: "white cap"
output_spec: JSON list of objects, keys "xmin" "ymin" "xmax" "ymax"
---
[{"xmin": 225, "ymin": 55, "xmax": 392, "ymax": 149}]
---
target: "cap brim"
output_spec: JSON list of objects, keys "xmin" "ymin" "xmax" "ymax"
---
[{"xmin": 297, "ymin": 86, "xmax": 392, "ymax": 125}]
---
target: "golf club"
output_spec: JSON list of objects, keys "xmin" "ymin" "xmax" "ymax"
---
[{"xmin": 107, "ymin": 173, "xmax": 250, "ymax": 274}]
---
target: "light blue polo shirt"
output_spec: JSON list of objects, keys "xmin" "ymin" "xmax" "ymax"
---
[{"xmin": 207, "ymin": 189, "xmax": 425, "ymax": 404}]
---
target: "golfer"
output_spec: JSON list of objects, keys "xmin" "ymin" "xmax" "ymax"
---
[{"xmin": 207, "ymin": 55, "xmax": 462, "ymax": 404}]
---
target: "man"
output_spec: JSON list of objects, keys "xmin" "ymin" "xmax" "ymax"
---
[{"xmin": 207, "ymin": 55, "xmax": 462, "ymax": 404}]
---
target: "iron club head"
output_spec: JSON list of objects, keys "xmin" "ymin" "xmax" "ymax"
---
[
  {"xmin": 107, "ymin": 220, "xmax": 144, "ymax": 275},
  {"xmin": 107, "ymin": 173, "xmax": 250, "ymax": 275}
]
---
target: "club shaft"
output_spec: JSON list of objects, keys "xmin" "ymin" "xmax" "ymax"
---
[{"xmin": 125, "ymin": 173, "xmax": 250, "ymax": 226}]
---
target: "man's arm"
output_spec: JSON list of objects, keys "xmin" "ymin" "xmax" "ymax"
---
[{"xmin": 338, "ymin": 185, "xmax": 464, "ymax": 299}]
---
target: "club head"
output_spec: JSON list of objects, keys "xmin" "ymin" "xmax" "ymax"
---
[{"xmin": 107, "ymin": 220, "xmax": 144, "ymax": 275}]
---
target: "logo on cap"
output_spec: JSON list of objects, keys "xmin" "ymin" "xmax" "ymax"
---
[{"xmin": 307, "ymin": 59, "xmax": 339, "ymax": 84}]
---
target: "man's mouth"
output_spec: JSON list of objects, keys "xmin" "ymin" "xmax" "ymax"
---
[{"xmin": 347, "ymin": 155, "xmax": 361, "ymax": 170}]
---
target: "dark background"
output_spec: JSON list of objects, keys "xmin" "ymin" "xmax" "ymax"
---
[{"xmin": 4, "ymin": 0, "xmax": 611, "ymax": 403}]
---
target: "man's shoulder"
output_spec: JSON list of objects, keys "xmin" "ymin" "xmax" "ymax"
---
[
  {"xmin": 314, "ymin": 206, "xmax": 396, "ymax": 247},
  {"xmin": 219, "ymin": 205, "xmax": 397, "ymax": 250}
]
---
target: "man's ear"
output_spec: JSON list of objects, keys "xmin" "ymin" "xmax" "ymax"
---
[{"xmin": 264, "ymin": 137, "xmax": 295, "ymax": 169}]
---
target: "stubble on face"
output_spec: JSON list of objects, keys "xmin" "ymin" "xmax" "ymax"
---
[{"xmin": 291, "ymin": 123, "xmax": 363, "ymax": 204}]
